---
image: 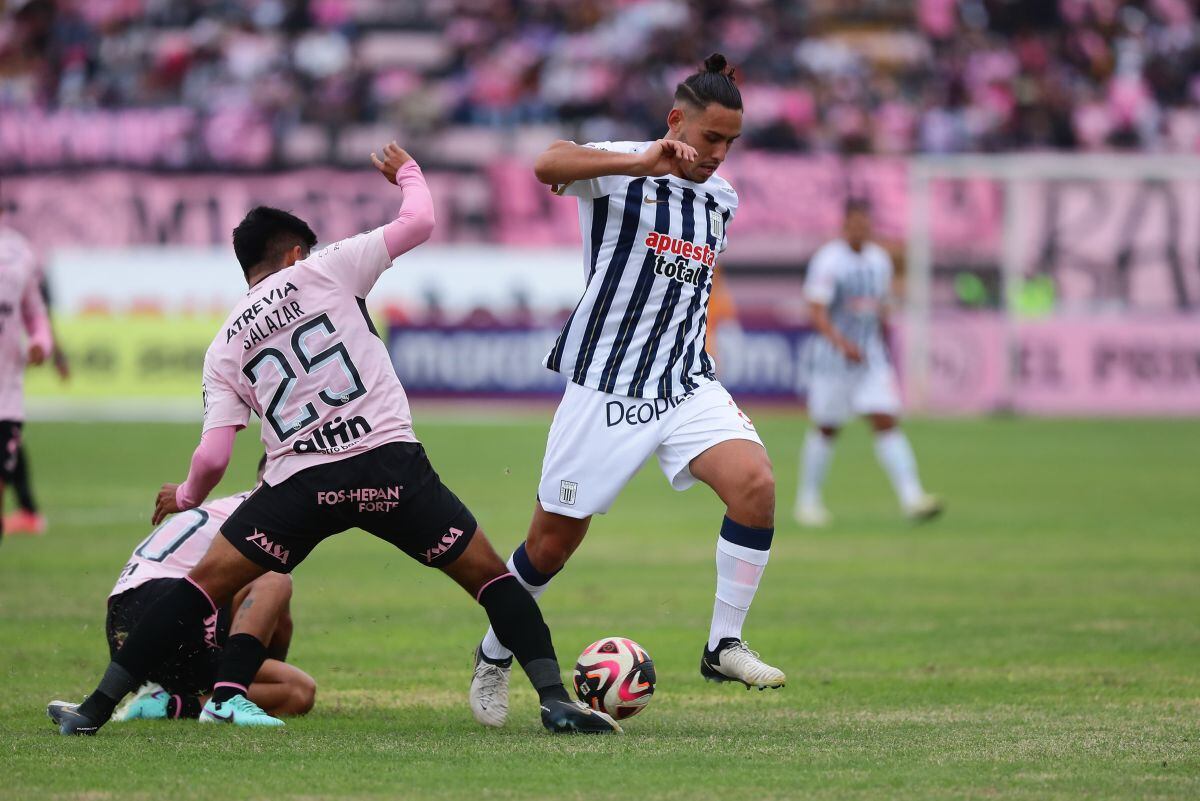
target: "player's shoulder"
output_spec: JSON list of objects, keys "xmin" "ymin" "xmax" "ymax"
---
[
  {"xmin": 811, "ymin": 238, "xmax": 848, "ymax": 263},
  {"xmin": 864, "ymin": 241, "xmax": 893, "ymax": 266},
  {"xmin": 700, "ymin": 172, "xmax": 738, "ymax": 210},
  {"xmin": 0, "ymin": 226, "xmax": 36, "ymax": 268}
]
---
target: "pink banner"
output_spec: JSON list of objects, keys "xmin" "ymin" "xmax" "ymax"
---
[{"xmin": 921, "ymin": 315, "xmax": 1200, "ymax": 415}]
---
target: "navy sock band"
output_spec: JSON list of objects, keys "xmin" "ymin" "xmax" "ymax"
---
[
  {"xmin": 719, "ymin": 516, "xmax": 774, "ymax": 551},
  {"xmin": 511, "ymin": 543, "xmax": 560, "ymax": 587}
]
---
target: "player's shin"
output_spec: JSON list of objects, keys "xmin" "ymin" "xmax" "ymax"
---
[
  {"xmin": 709, "ymin": 516, "xmax": 772, "ymax": 649},
  {"xmin": 211, "ymin": 633, "xmax": 268, "ymax": 704},
  {"xmin": 479, "ymin": 542, "xmax": 560, "ymax": 662},
  {"xmin": 77, "ymin": 578, "xmax": 217, "ymax": 725},
  {"xmin": 873, "ymin": 429, "xmax": 924, "ymax": 508},
  {"xmin": 476, "ymin": 573, "xmax": 569, "ymax": 704},
  {"xmin": 798, "ymin": 429, "xmax": 835, "ymax": 508}
]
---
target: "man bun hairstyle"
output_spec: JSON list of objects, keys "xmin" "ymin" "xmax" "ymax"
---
[
  {"xmin": 674, "ymin": 52, "xmax": 742, "ymax": 111},
  {"xmin": 232, "ymin": 206, "xmax": 318, "ymax": 274}
]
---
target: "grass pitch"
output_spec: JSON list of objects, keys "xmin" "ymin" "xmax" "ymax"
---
[{"xmin": 1, "ymin": 412, "xmax": 1197, "ymax": 800}]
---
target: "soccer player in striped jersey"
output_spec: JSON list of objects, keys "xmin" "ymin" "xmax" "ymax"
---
[
  {"xmin": 794, "ymin": 200, "xmax": 942, "ymax": 527},
  {"xmin": 470, "ymin": 54, "xmax": 784, "ymax": 728}
]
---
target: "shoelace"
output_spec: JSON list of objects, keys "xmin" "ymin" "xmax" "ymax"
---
[
  {"xmin": 474, "ymin": 663, "xmax": 506, "ymax": 706},
  {"xmin": 726, "ymin": 640, "xmax": 763, "ymax": 662}
]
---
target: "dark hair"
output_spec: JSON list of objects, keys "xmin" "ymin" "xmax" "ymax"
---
[
  {"xmin": 257, "ymin": 453, "xmax": 268, "ymax": 474},
  {"xmin": 674, "ymin": 53, "xmax": 742, "ymax": 111},
  {"xmin": 845, "ymin": 198, "xmax": 872, "ymax": 216},
  {"xmin": 232, "ymin": 206, "xmax": 317, "ymax": 273}
]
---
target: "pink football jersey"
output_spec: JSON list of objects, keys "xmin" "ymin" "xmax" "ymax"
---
[
  {"xmin": 110, "ymin": 492, "xmax": 250, "ymax": 598},
  {"xmin": 201, "ymin": 227, "xmax": 418, "ymax": 485},
  {"xmin": 0, "ymin": 226, "xmax": 52, "ymax": 421}
]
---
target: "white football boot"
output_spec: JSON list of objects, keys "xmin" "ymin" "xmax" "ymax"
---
[
  {"xmin": 793, "ymin": 500, "xmax": 832, "ymax": 528},
  {"xmin": 904, "ymin": 494, "xmax": 944, "ymax": 522},
  {"xmin": 701, "ymin": 638, "xmax": 786, "ymax": 690},
  {"xmin": 469, "ymin": 643, "xmax": 511, "ymax": 728}
]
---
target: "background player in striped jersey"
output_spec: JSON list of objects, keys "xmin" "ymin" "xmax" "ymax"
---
[
  {"xmin": 0, "ymin": 220, "xmax": 53, "ymax": 546},
  {"xmin": 470, "ymin": 54, "xmax": 784, "ymax": 728},
  {"xmin": 84, "ymin": 455, "xmax": 316, "ymax": 723},
  {"xmin": 794, "ymin": 200, "xmax": 942, "ymax": 527},
  {"xmin": 47, "ymin": 142, "xmax": 617, "ymax": 736}
]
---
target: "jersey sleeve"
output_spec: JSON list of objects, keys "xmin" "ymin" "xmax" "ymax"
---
[
  {"xmin": 553, "ymin": 141, "xmax": 643, "ymax": 200},
  {"xmin": 804, "ymin": 246, "xmax": 838, "ymax": 305},
  {"xmin": 201, "ymin": 348, "xmax": 251, "ymax": 432}
]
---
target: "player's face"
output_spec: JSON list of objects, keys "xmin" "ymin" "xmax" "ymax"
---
[
  {"xmin": 844, "ymin": 209, "xmax": 871, "ymax": 248},
  {"xmin": 670, "ymin": 103, "xmax": 742, "ymax": 183}
]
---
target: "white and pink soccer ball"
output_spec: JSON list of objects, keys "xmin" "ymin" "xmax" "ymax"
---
[{"xmin": 573, "ymin": 636, "xmax": 656, "ymax": 720}]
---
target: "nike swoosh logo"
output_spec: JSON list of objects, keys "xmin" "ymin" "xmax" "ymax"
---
[
  {"xmin": 207, "ymin": 709, "xmax": 235, "ymax": 722},
  {"xmin": 644, "ymin": 197, "xmax": 667, "ymax": 204}
]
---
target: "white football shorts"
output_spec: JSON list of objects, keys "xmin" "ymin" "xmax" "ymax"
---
[
  {"xmin": 537, "ymin": 380, "xmax": 765, "ymax": 518},
  {"xmin": 806, "ymin": 360, "xmax": 902, "ymax": 426}
]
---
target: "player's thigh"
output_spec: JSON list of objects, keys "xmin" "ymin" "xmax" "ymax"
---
[
  {"xmin": 354, "ymin": 443, "xmax": 481, "ymax": 570},
  {"xmin": 188, "ymin": 533, "xmax": 273, "ymax": 606},
  {"xmin": 807, "ymin": 371, "xmax": 856, "ymax": 428},
  {"xmin": 538, "ymin": 382, "xmax": 663, "ymax": 518},
  {"xmin": 656, "ymin": 382, "xmax": 768, "ymax": 493},
  {"xmin": 851, "ymin": 362, "xmax": 902, "ymax": 419}
]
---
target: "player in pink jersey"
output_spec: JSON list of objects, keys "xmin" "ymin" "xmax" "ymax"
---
[
  {"xmin": 48, "ymin": 143, "xmax": 618, "ymax": 736},
  {"xmin": 0, "ymin": 223, "xmax": 53, "ymax": 546},
  {"xmin": 100, "ymin": 455, "xmax": 316, "ymax": 722}
]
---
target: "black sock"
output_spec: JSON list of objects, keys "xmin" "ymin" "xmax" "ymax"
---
[
  {"xmin": 211, "ymin": 633, "xmax": 267, "ymax": 704},
  {"xmin": 13, "ymin": 445, "xmax": 37, "ymax": 514},
  {"xmin": 79, "ymin": 579, "xmax": 216, "ymax": 724},
  {"xmin": 478, "ymin": 575, "xmax": 570, "ymax": 704},
  {"xmin": 169, "ymin": 694, "xmax": 203, "ymax": 719}
]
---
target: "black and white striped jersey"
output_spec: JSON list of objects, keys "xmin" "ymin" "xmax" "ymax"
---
[
  {"xmin": 543, "ymin": 141, "xmax": 738, "ymax": 399},
  {"xmin": 803, "ymin": 238, "xmax": 894, "ymax": 372}
]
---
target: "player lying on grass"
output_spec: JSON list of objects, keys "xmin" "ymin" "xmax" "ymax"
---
[
  {"xmin": 52, "ymin": 455, "xmax": 315, "ymax": 723},
  {"xmin": 47, "ymin": 142, "xmax": 618, "ymax": 736},
  {"xmin": 793, "ymin": 200, "xmax": 942, "ymax": 527},
  {"xmin": 470, "ymin": 54, "xmax": 784, "ymax": 729}
]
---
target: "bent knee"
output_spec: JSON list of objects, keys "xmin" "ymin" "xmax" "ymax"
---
[
  {"xmin": 290, "ymin": 673, "xmax": 317, "ymax": 716},
  {"xmin": 730, "ymin": 463, "xmax": 776, "ymax": 526},
  {"xmin": 251, "ymin": 571, "xmax": 293, "ymax": 599}
]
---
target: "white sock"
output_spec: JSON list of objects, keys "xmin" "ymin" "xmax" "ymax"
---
[
  {"xmin": 708, "ymin": 536, "xmax": 770, "ymax": 651},
  {"xmin": 480, "ymin": 548, "xmax": 553, "ymax": 662},
  {"xmin": 874, "ymin": 429, "xmax": 924, "ymax": 508},
  {"xmin": 798, "ymin": 429, "xmax": 834, "ymax": 507}
]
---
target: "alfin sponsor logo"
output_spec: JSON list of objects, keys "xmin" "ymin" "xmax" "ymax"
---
[
  {"xmin": 316, "ymin": 485, "xmax": 403, "ymax": 512},
  {"xmin": 605, "ymin": 392, "xmax": 694, "ymax": 427},
  {"xmin": 292, "ymin": 415, "xmax": 372, "ymax": 454},
  {"xmin": 245, "ymin": 529, "xmax": 290, "ymax": 565},
  {"xmin": 422, "ymin": 527, "xmax": 465, "ymax": 563}
]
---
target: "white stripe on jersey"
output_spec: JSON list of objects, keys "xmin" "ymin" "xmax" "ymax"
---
[{"xmin": 544, "ymin": 141, "xmax": 738, "ymax": 400}]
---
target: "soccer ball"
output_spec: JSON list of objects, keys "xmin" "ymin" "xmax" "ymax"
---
[{"xmin": 572, "ymin": 636, "xmax": 656, "ymax": 720}]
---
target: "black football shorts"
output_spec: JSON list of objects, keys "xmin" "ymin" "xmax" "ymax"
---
[
  {"xmin": 0, "ymin": 420, "xmax": 22, "ymax": 484},
  {"xmin": 220, "ymin": 442, "xmax": 477, "ymax": 573}
]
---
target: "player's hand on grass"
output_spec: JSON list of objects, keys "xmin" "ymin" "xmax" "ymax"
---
[
  {"xmin": 153, "ymin": 483, "xmax": 182, "ymax": 525},
  {"xmin": 371, "ymin": 142, "xmax": 413, "ymax": 184},
  {"xmin": 27, "ymin": 343, "xmax": 46, "ymax": 366},
  {"xmin": 634, "ymin": 139, "xmax": 697, "ymax": 177}
]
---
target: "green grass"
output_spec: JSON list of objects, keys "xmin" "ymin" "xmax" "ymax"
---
[{"xmin": 1, "ymin": 413, "xmax": 1198, "ymax": 800}]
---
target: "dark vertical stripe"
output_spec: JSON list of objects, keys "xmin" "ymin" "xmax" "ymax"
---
[
  {"xmin": 571, "ymin": 178, "xmax": 646, "ymax": 384},
  {"xmin": 694, "ymin": 207, "xmax": 731, "ymax": 380},
  {"xmin": 597, "ymin": 179, "xmax": 672, "ymax": 393},
  {"xmin": 628, "ymin": 187, "xmax": 694, "ymax": 396},
  {"xmin": 658, "ymin": 193, "xmax": 718, "ymax": 397},
  {"xmin": 546, "ymin": 197, "xmax": 610, "ymax": 371}
]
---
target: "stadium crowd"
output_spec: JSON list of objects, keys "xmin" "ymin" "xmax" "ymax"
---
[{"xmin": 1, "ymin": 0, "xmax": 1198, "ymax": 168}]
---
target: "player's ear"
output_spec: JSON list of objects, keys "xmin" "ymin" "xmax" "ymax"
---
[
  {"xmin": 667, "ymin": 106, "xmax": 685, "ymax": 133},
  {"xmin": 286, "ymin": 244, "xmax": 305, "ymax": 266}
]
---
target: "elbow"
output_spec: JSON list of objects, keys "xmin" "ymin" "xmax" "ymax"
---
[
  {"xmin": 533, "ymin": 141, "xmax": 571, "ymax": 185},
  {"xmin": 411, "ymin": 208, "xmax": 436, "ymax": 244}
]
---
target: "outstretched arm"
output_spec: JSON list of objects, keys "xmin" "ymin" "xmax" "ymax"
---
[
  {"xmin": 535, "ymin": 139, "xmax": 698, "ymax": 190},
  {"xmin": 20, "ymin": 276, "xmax": 53, "ymax": 366},
  {"xmin": 371, "ymin": 142, "xmax": 436, "ymax": 259},
  {"xmin": 153, "ymin": 425, "xmax": 239, "ymax": 524}
]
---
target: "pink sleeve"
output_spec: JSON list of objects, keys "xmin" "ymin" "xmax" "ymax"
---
[
  {"xmin": 175, "ymin": 425, "xmax": 238, "ymax": 510},
  {"xmin": 382, "ymin": 160, "xmax": 436, "ymax": 259},
  {"xmin": 20, "ymin": 277, "xmax": 53, "ymax": 353}
]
